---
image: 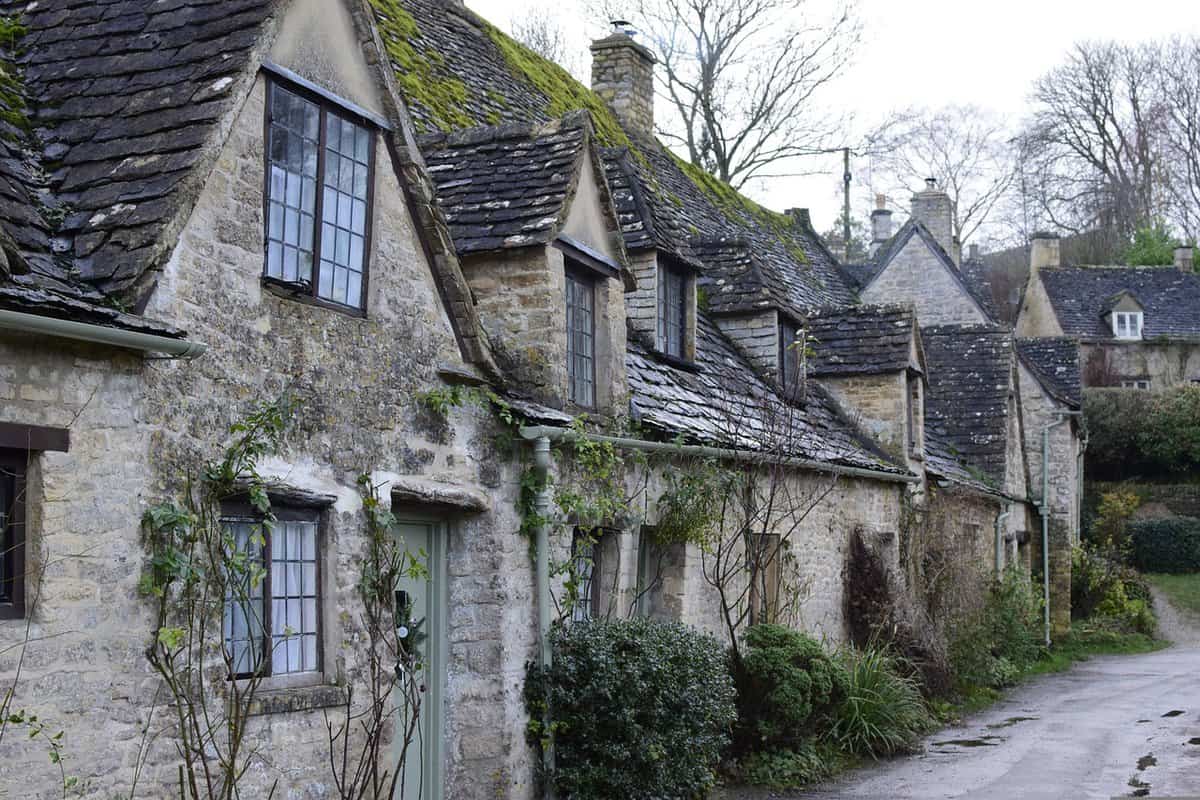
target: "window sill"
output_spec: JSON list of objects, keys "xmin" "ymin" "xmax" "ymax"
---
[
  {"xmin": 653, "ymin": 350, "xmax": 701, "ymax": 372},
  {"xmin": 262, "ymin": 277, "xmax": 367, "ymax": 319},
  {"xmin": 243, "ymin": 678, "xmax": 345, "ymax": 717}
]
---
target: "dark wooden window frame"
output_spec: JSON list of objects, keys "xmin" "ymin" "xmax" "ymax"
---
[
  {"xmin": 779, "ymin": 317, "xmax": 802, "ymax": 394},
  {"xmin": 221, "ymin": 500, "xmax": 324, "ymax": 680},
  {"xmin": 570, "ymin": 527, "xmax": 600, "ymax": 623},
  {"xmin": 0, "ymin": 450, "xmax": 27, "ymax": 620},
  {"xmin": 261, "ymin": 72, "xmax": 378, "ymax": 317},
  {"xmin": 658, "ymin": 264, "xmax": 688, "ymax": 359},
  {"xmin": 565, "ymin": 263, "xmax": 598, "ymax": 409}
]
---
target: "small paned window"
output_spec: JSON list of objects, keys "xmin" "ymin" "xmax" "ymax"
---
[
  {"xmin": 658, "ymin": 265, "xmax": 688, "ymax": 358},
  {"xmin": 570, "ymin": 528, "xmax": 598, "ymax": 623},
  {"xmin": 223, "ymin": 505, "xmax": 321, "ymax": 678},
  {"xmin": 566, "ymin": 268, "xmax": 596, "ymax": 407},
  {"xmin": 1112, "ymin": 311, "xmax": 1143, "ymax": 340},
  {"xmin": 0, "ymin": 451, "xmax": 26, "ymax": 619},
  {"xmin": 1121, "ymin": 379, "xmax": 1151, "ymax": 390},
  {"xmin": 779, "ymin": 319, "xmax": 802, "ymax": 392},
  {"xmin": 265, "ymin": 79, "xmax": 374, "ymax": 310},
  {"xmin": 748, "ymin": 532, "xmax": 781, "ymax": 626}
]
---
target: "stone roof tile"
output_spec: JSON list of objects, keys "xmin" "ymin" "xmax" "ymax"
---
[
  {"xmin": 1038, "ymin": 266, "xmax": 1200, "ymax": 339},
  {"xmin": 806, "ymin": 304, "xmax": 919, "ymax": 377},
  {"xmin": 1016, "ymin": 337, "xmax": 1082, "ymax": 408}
]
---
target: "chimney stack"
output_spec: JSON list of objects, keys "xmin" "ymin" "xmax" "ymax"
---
[
  {"xmin": 967, "ymin": 243, "xmax": 980, "ymax": 261},
  {"xmin": 869, "ymin": 194, "xmax": 892, "ymax": 257},
  {"xmin": 590, "ymin": 21, "xmax": 657, "ymax": 138},
  {"xmin": 910, "ymin": 178, "xmax": 956, "ymax": 264},
  {"xmin": 785, "ymin": 208, "xmax": 812, "ymax": 229},
  {"xmin": 1175, "ymin": 245, "xmax": 1194, "ymax": 273},
  {"xmin": 1029, "ymin": 231, "xmax": 1060, "ymax": 277}
]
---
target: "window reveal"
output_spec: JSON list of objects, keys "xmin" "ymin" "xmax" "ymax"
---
[
  {"xmin": 0, "ymin": 451, "xmax": 26, "ymax": 619},
  {"xmin": 658, "ymin": 266, "xmax": 687, "ymax": 358}
]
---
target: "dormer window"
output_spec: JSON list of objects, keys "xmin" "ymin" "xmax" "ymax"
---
[
  {"xmin": 264, "ymin": 77, "xmax": 376, "ymax": 311},
  {"xmin": 658, "ymin": 265, "xmax": 688, "ymax": 358},
  {"xmin": 565, "ymin": 265, "xmax": 597, "ymax": 408},
  {"xmin": 1113, "ymin": 311, "xmax": 1143, "ymax": 340}
]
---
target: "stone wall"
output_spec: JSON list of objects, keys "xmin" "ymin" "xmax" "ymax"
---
[
  {"xmin": 714, "ymin": 310, "xmax": 779, "ymax": 381},
  {"xmin": 819, "ymin": 372, "xmax": 911, "ymax": 463},
  {"xmin": 861, "ymin": 235, "xmax": 988, "ymax": 326},
  {"xmin": 1080, "ymin": 340, "xmax": 1200, "ymax": 389}
]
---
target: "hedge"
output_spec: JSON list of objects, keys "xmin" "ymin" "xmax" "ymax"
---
[
  {"xmin": 524, "ymin": 617, "xmax": 736, "ymax": 800},
  {"xmin": 1129, "ymin": 517, "xmax": 1200, "ymax": 573},
  {"xmin": 1084, "ymin": 386, "xmax": 1200, "ymax": 480}
]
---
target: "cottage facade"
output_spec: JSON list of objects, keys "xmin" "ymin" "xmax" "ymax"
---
[{"xmin": 0, "ymin": 2, "xmax": 1074, "ymax": 798}]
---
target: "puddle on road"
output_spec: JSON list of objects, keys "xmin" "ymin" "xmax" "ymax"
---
[
  {"xmin": 1128, "ymin": 774, "xmax": 1151, "ymax": 797},
  {"xmin": 987, "ymin": 716, "xmax": 1038, "ymax": 729},
  {"xmin": 1136, "ymin": 753, "xmax": 1157, "ymax": 770},
  {"xmin": 1162, "ymin": 709, "xmax": 1185, "ymax": 717},
  {"xmin": 1188, "ymin": 737, "xmax": 1200, "ymax": 745},
  {"xmin": 932, "ymin": 736, "xmax": 1003, "ymax": 748},
  {"xmin": 1137, "ymin": 719, "xmax": 1151, "ymax": 724}
]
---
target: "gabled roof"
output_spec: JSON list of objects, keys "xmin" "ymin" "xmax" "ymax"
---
[
  {"xmin": 921, "ymin": 324, "xmax": 1014, "ymax": 485},
  {"xmin": 806, "ymin": 304, "xmax": 923, "ymax": 378},
  {"xmin": 849, "ymin": 219, "xmax": 998, "ymax": 323},
  {"xmin": 418, "ymin": 112, "xmax": 590, "ymax": 255},
  {"xmin": 1038, "ymin": 266, "xmax": 1200, "ymax": 339},
  {"xmin": 1016, "ymin": 337, "xmax": 1082, "ymax": 408},
  {"xmin": 627, "ymin": 314, "xmax": 906, "ymax": 473},
  {"xmin": 1099, "ymin": 289, "xmax": 1143, "ymax": 314},
  {"xmin": 0, "ymin": 0, "xmax": 275, "ymax": 305}
]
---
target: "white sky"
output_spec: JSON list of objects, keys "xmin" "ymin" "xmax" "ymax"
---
[{"xmin": 467, "ymin": 0, "xmax": 1200, "ymax": 232}]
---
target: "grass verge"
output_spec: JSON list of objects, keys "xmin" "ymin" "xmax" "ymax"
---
[{"xmin": 1145, "ymin": 572, "xmax": 1200, "ymax": 616}]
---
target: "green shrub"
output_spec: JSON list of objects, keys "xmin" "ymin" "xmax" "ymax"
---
[
  {"xmin": 1085, "ymin": 387, "xmax": 1200, "ymax": 479},
  {"xmin": 1072, "ymin": 546, "xmax": 1157, "ymax": 635},
  {"xmin": 732, "ymin": 624, "xmax": 850, "ymax": 754},
  {"xmin": 948, "ymin": 569, "xmax": 1043, "ymax": 689},
  {"xmin": 1129, "ymin": 517, "xmax": 1200, "ymax": 573},
  {"xmin": 827, "ymin": 645, "xmax": 933, "ymax": 758},
  {"xmin": 524, "ymin": 617, "xmax": 736, "ymax": 800},
  {"xmin": 736, "ymin": 742, "xmax": 837, "ymax": 788}
]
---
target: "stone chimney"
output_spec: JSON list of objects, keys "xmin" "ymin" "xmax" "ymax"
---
[
  {"xmin": 591, "ymin": 21, "xmax": 657, "ymax": 138},
  {"xmin": 785, "ymin": 207, "xmax": 811, "ymax": 228},
  {"xmin": 910, "ymin": 178, "xmax": 956, "ymax": 264},
  {"xmin": 1174, "ymin": 245, "xmax": 1194, "ymax": 273},
  {"xmin": 1029, "ymin": 231, "xmax": 1060, "ymax": 277},
  {"xmin": 869, "ymin": 194, "xmax": 892, "ymax": 257},
  {"xmin": 967, "ymin": 243, "xmax": 980, "ymax": 261}
]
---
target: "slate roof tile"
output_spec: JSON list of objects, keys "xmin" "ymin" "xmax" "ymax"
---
[
  {"xmin": 1016, "ymin": 337, "xmax": 1082, "ymax": 408},
  {"xmin": 921, "ymin": 324, "xmax": 1013, "ymax": 485},
  {"xmin": 806, "ymin": 305, "xmax": 919, "ymax": 377},
  {"xmin": 1038, "ymin": 266, "xmax": 1200, "ymax": 339}
]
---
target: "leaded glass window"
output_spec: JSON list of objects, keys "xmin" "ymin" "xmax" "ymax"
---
[
  {"xmin": 658, "ymin": 265, "xmax": 687, "ymax": 358},
  {"xmin": 571, "ymin": 528, "xmax": 597, "ymax": 623},
  {"xmin": 779, "ymin": 319, "xmax": 801, "ymax": 390},
  {"xmin": 566, "ymin": 268, "xmax": 596, "ymax": 407},
  {"xmin": 222, "ymin": 507, "xmax": 321, "ymax": 677},
  {"xmin": 265, "ymin": 79, "xmax": 373, "ymax": 310},
  {"xmin": 0, "ymin": 451, "xmax": 25, "ymax": 619}
]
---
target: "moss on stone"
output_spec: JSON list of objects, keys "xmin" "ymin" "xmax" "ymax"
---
[
  {"xmin": 481, "ymin": 20, "xmax": 631, "ymax": 149},
  {"xmin": 0, "ymin": 17, "xmax": 28, "ymax": 133},
  {"xmin": 368, "ymin": 0, "xmax": 474, "ymax": 132}
]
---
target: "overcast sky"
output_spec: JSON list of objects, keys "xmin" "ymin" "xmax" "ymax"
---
[{"xmin": 467, "ymin": 0, "xmax": 1200, "ymax": 234}]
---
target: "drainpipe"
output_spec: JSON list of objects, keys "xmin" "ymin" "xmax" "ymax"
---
[
  {"xmin": 1040, "ymin": 412, "xmax": 1082, "ymax": 646},
  {"xmin": 530, "ymin": 435, "xmax": 556, "ymax": 797},
  {"xmin": 0, "ymin": 309, "xmax": 207, "ymax": 358},
  {"xmin": 994, "ymin": 504, "xmax": 1011, "ymax": 576}
]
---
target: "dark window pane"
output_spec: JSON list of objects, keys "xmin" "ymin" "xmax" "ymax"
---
[
  {"xmin": 265, "ymin": 84, "xmax": 319, "ymax": 284},
  {"xmin": 565, "ymin": 270, "xmax": 596, "ymax": 407}
]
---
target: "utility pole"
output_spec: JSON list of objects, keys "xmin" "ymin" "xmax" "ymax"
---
[{"xmin": 842, "ymin": 147, "xmax": 852, "ymax": 263}]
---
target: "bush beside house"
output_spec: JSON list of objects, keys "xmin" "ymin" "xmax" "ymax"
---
[{"xmin": 1128, "ymin": 518, "xmax": 1200, "ymax": 573}]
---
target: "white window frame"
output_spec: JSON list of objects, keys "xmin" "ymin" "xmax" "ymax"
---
[
  {"xmin": 1112, "ymin": 311, "xmax": 1143, "ymax": 340},
  {"xmin": 1121, "ymin": 379, "xmax": 1151, "ymax": 390}
]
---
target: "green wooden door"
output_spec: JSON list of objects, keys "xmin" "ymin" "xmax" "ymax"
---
[{"xmin": 392, "ymin": 520, "xmax": 447, "ymax": 800}]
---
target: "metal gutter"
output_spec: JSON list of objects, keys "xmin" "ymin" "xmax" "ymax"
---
[
  {"xmin": 0, "ymin": 309, "xmax": 207, "ymax": 358},
  {"xmin": 529, "ymin": 435, "xmax": 557, "ymax": 798},
  {"xmin": 518, "ymin": 425, "xmax": 921, "ymax": 484}
]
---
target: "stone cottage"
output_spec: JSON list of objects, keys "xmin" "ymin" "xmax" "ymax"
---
[
  {"xmin": 0, "ymin": 1, "xmax": 1073, "ymax": 798},
  {"xmin": 1017, "ymin": 233, "xmax": 1200, "ymax": 390}
]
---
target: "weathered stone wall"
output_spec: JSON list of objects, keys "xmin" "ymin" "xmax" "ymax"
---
[
  {"xmin": 714, "ymin": 310, "xmax": 779, "ymax": 380},
  {"xmin": 0, "ymin": 65, "xmax": 538, "ymax": 800},
  {"xmin": 589, "ymin": 34, "xmax": 656, "ymax": 137},
  {"xmin": 861, "ymin": 236, "xmax": 988, "ymax": 326},
  {"xmin": 1014, "ymin": 273, "xmax": 1066, "ymax": 338},
  {"xmin": 914, "ymin": 485, "xmax": 1004, "ymax": 628},
  {"xmin": 625, "ymin": 250, "xmax": 659, "ymax": 341},
  {"xmin": 819, "ymin": 372, "xmax": 911, "ymax": 463},
  {"xmin": 1086, "ymin": 481, "xmax": 1200, "ymax": 522},
  {"xmin": 1080, "ymin": 340, "xmax": 1200, "ymax": 388}
]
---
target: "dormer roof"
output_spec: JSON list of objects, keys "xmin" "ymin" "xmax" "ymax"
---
[{"xmin": 806, "ymin": 304, "xmax": 925, "ymax": 378}]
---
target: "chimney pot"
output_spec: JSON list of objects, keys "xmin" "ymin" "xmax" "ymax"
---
[
  {"xmin": 874, "ymin": 193, "xmax": 886, "ymax": 210},
  {"xmin": 870, "ymin": 202, "xmax": 893, "ymax": 255},
  {"xmin": 924, "ymin": 177, "xmax": 937, "ymax": 190},
  {"xmin": 1176, "ymin": 245, "xmax": 1195, "ymax": 273},
  {"xmin": 968, "ymin": 243, "xmax": 980, "ymax": 261}
]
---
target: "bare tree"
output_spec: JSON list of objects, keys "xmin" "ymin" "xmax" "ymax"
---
[
  {"xmin": 510, "ymin": 11, "xmax": 584, "ymax": 80},
  {"xmin": 867, "ymin": 105, "xmax": 1017, "ymax": 246},
  {"xmin": 1158, "ymin": 36, "xmax": 1200, "ymax": 241},
  {"xmin": 601, "ymin": 0, "xmax": 861, "ymax": 189},
  {"xmin": 1019, "ymin": 41, "xmax": 1166, "ymax": 240}
]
